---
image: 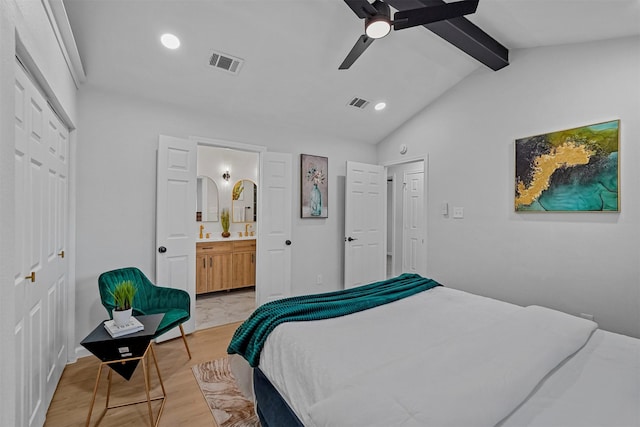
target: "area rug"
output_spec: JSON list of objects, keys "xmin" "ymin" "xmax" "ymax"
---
[{"xmin": 192, "ymin": 357, "xmax": 261, "ymax": 427}]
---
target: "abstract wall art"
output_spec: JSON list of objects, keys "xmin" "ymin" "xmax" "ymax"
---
[{"xmin": 515, "ymin": 120, "xmax": 619, "ymax": 212}]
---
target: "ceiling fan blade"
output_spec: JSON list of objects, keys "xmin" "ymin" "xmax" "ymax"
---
[
  {"xmin": 393, "ymin": 0, "xmax": 478, "ymax": 31},
  {"xmin": 344, "ymin": 0, "xmax": 378, "ymax": 19},
  {"xmin": 339, "ymin": 35, "xmax": 375, "ymax": 70}
]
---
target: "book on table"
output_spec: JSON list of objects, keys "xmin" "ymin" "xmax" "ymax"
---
[{"xmin": 104, "ymin": 316, "xmax": 144, "ymax": 338}]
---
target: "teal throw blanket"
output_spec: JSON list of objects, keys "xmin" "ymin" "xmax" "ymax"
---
[{"xmin": 227, "ymin": 273, "xmax": 441, "ymax": 367}]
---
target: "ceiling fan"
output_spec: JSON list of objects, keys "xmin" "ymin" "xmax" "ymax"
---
[{"xmin": 339, "ymin": 0, "xmax": 505, "ymax": 70}]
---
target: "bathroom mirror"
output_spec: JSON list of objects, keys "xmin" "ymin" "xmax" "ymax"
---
[
  {"xmin": 232, "ymin": 180, "xmax": 257, "ymax": 223},
  {"xmin": 196, "ymin": 176, "xmax": 219, "ymax": 222}
]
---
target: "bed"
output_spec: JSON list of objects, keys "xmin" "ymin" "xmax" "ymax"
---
[{"xmin": 228, "ymin": 274, "xmax": 640, "ymax": 427}]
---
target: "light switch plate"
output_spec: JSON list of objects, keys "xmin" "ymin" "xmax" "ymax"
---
[{"xmin": 453, "ymin": 207, "xmax": 464, "ymax": 219}]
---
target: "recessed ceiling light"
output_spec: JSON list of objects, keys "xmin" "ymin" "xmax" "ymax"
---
[
  {"xmin": 374, "ymin": 102, "xmax": 387, "ymax": 111},
  {"xmin": 161, "ymin": 33, "xmax": 180, "ymax": 50}
]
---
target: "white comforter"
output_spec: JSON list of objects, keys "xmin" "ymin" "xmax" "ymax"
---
[
  {"xmin": 257, "ymin": 287, "xmax": 598, "ymax": 427},
  {"xmin": 307, "ymin": 305, "xmax": 596, "ymax": 427}
]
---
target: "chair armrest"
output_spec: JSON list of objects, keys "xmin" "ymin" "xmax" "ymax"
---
[{"xmin": 146, "ymin": 285, "xmax": 191, "ymax": 315}]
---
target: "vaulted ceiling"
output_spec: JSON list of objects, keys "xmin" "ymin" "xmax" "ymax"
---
[{"xmin": 63, "ymin": 0, "xmax": 640, "ymax": 144}]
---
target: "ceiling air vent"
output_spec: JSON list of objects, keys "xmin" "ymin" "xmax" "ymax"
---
[
  {"xmin": 348, "ymin": 97, "xmax": 370, "ymax": 109},
  {"xmin": 209, "ymin": 50, "xmax": 244, "ymax": 75}
]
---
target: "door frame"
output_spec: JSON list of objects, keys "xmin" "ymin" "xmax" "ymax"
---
[
  {"xmin": 381, "ymin": 155, "xmax": 429, "ymax": 276},
  {"xmin": 189, "ymin": 136, "xmax": 266, "ymax": 305},
  {"xmin": 386, "ymin": 174, "xmax": 396, "ymax": 278}
]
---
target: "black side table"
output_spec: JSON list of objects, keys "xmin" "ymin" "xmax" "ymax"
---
[{"xmin": 80, "ymin": 314, "xmax": 166, "ymax": 427}]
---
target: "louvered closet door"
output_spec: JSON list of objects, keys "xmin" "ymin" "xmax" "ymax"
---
[{"xmin": 14, "ymin": 60, "xmax": 69, "ymax": 427}]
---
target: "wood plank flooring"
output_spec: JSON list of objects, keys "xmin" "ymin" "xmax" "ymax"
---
[{"xmin": 44, "ymin": 322, "xmax": 242, "ymax": 427}]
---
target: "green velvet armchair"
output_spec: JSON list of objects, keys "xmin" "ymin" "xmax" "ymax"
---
[{"xmin": 98, "ymin": 267, "xmax": 192, "ymax": 359}]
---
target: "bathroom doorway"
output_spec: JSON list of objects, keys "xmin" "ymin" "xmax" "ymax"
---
[{"xmin": 194, "ymin": 143, "xmax": 259, "ymax": 330}]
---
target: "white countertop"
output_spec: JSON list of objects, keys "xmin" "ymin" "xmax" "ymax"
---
[{"xmin": 197, "ymin": 235, "xmax": 256, "ymax": 243}]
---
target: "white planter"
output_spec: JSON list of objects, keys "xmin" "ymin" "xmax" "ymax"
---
[{"xmin": 112, "ymin": 308, "xmax": 133, "ymax": 327}]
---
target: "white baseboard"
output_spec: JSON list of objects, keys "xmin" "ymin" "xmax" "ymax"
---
[{"xmin": 74, "ymin": 346, "xmax": 91, "ymax": 360}]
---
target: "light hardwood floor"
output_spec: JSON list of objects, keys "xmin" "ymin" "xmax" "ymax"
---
[{"xmin": 44, "ymin": 322, "xmax": 241, "ymax": 427}]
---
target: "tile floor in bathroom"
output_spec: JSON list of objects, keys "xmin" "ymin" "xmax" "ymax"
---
[{"xmin": 195, "ymin": 287, "xmax": 256, "ymax": 330}]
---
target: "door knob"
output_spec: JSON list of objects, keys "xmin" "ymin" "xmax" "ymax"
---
[
  {"xmin": 158, "ymin": 246, "xmax": 167, "ymax": 253},
  {"xmin": 346, "ymin": 237, "xmax": 358, "ymax": 242},
  {"xmin": 285, "ymin": 240, "xmax": 292, "ymax": 246}
]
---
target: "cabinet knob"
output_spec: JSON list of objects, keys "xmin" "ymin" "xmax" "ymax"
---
[
  {"xmin": 285, "ymin": 240, "xmax": 292, "ymax": 246},
  {"xmin": 158, "ymin": 246, "xmax": 167, "ymax": 253}
]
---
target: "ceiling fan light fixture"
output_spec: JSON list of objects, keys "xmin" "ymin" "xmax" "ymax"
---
[{"xmin": 365, "ymin": 17, "xmax": 391, "ymax": 39}]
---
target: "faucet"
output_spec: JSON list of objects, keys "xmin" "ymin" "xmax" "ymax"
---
[
  {"xmin": 245, "ymin": 223, "xmax": 251, "ymax": 236},
  {"xmin": 199, "ymin": 224, "xmax": 204, "ymax": 239}
]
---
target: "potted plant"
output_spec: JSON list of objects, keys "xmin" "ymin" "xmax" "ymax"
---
[
  {"xmin": 221, "ymin": 208, "xmax": 231, "ymax": 238},
  {"xmin": 110, "ymin": 280, "xmax": 137, "ymax": 326}
]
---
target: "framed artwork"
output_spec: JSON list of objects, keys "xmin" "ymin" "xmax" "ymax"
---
[
  {"xmin": 515, "ymin": 120, "xmax": 619, "ymax": 212},
  {"xmin": 301, "ymin": 154, "xmax": 328, "ymax": 218}
]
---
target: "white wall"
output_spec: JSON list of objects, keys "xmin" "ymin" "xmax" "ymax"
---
[
  {"xmin": 0, "ymin": 0, "xmax": 79, "ymax": 424},
  {"xmin": 74, "ymin": 85, "xmax": 377, "ymax": 351},
  {"xmin": 377, "ymin": 36, "xmax": 640, "ymax": 338}
]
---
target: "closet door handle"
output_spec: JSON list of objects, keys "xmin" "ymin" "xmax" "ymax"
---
[
  {"xmin": 158, "ymin": 246, "xmax": 167, "ymax": 253},
  {"xmin": 25, "ymin": 272, "xmax": 36, "ymax": 283}
]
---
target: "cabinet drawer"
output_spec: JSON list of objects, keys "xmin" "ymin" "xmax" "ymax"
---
[
  {"xmin": 232, "ymin": 239, "xmax": 256, "ymax": 251},
  {"xmin": 197, "ymin": 241, "xmax": 233, "ymax": 254}
]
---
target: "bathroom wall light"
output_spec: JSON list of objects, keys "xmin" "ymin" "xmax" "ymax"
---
[{"xmin": 222, "ymin": 170, "xmax": 231, "ymax": 181}]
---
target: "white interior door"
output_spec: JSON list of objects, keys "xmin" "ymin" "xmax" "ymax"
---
[
  {"xmin": 156, "ymin": 135, "xmax": 197, "ymax": 340},
  {"xmin": 256, "ymin": 152, "xmax": 292, "ymax": 305},
  {"xmin": 403, "ymin": 170, "xmax": 426, "ymax": 275},
  {"xmin": 344, "ymin": 161, "xmax": 386, "ymax": 288},
  {"xmin": 14, "ymin": 60, "xmax": 69, "ymax": 427}
]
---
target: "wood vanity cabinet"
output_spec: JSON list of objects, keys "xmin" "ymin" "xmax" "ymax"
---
[
  {"xmin": 196, "ymin": 239, "xmax": 256, "ymax": 294},
  {"xmin": 232, "ymin": 240, "xmax": 257, "ymax": 288}
]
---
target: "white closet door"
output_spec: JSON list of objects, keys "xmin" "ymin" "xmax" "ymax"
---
[{"xmin": 14, "ymin": 61, "xmax": 69, "ymax": 427}]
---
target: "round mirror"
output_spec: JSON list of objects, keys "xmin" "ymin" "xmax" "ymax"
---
[
  {"xmin": 196, "ymin": 176, "xmax": 219, "ymax": 222},
  {"xmin": 232, "ymin": 180, "xmax": 257, "ymax": 223}
]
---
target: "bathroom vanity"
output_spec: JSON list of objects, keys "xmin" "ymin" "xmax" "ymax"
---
[{"xmin": 196, "ymin": 238, "xmax": 256, "ymax": 294}]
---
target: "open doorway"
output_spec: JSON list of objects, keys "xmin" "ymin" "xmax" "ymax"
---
[
  {"xmin": 386, "ymin": 159, "xmax": 426, "ymax": 278},
  {"xmin": 194, "ymin": 144, "xmax": 258, "ymax": 330}
]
